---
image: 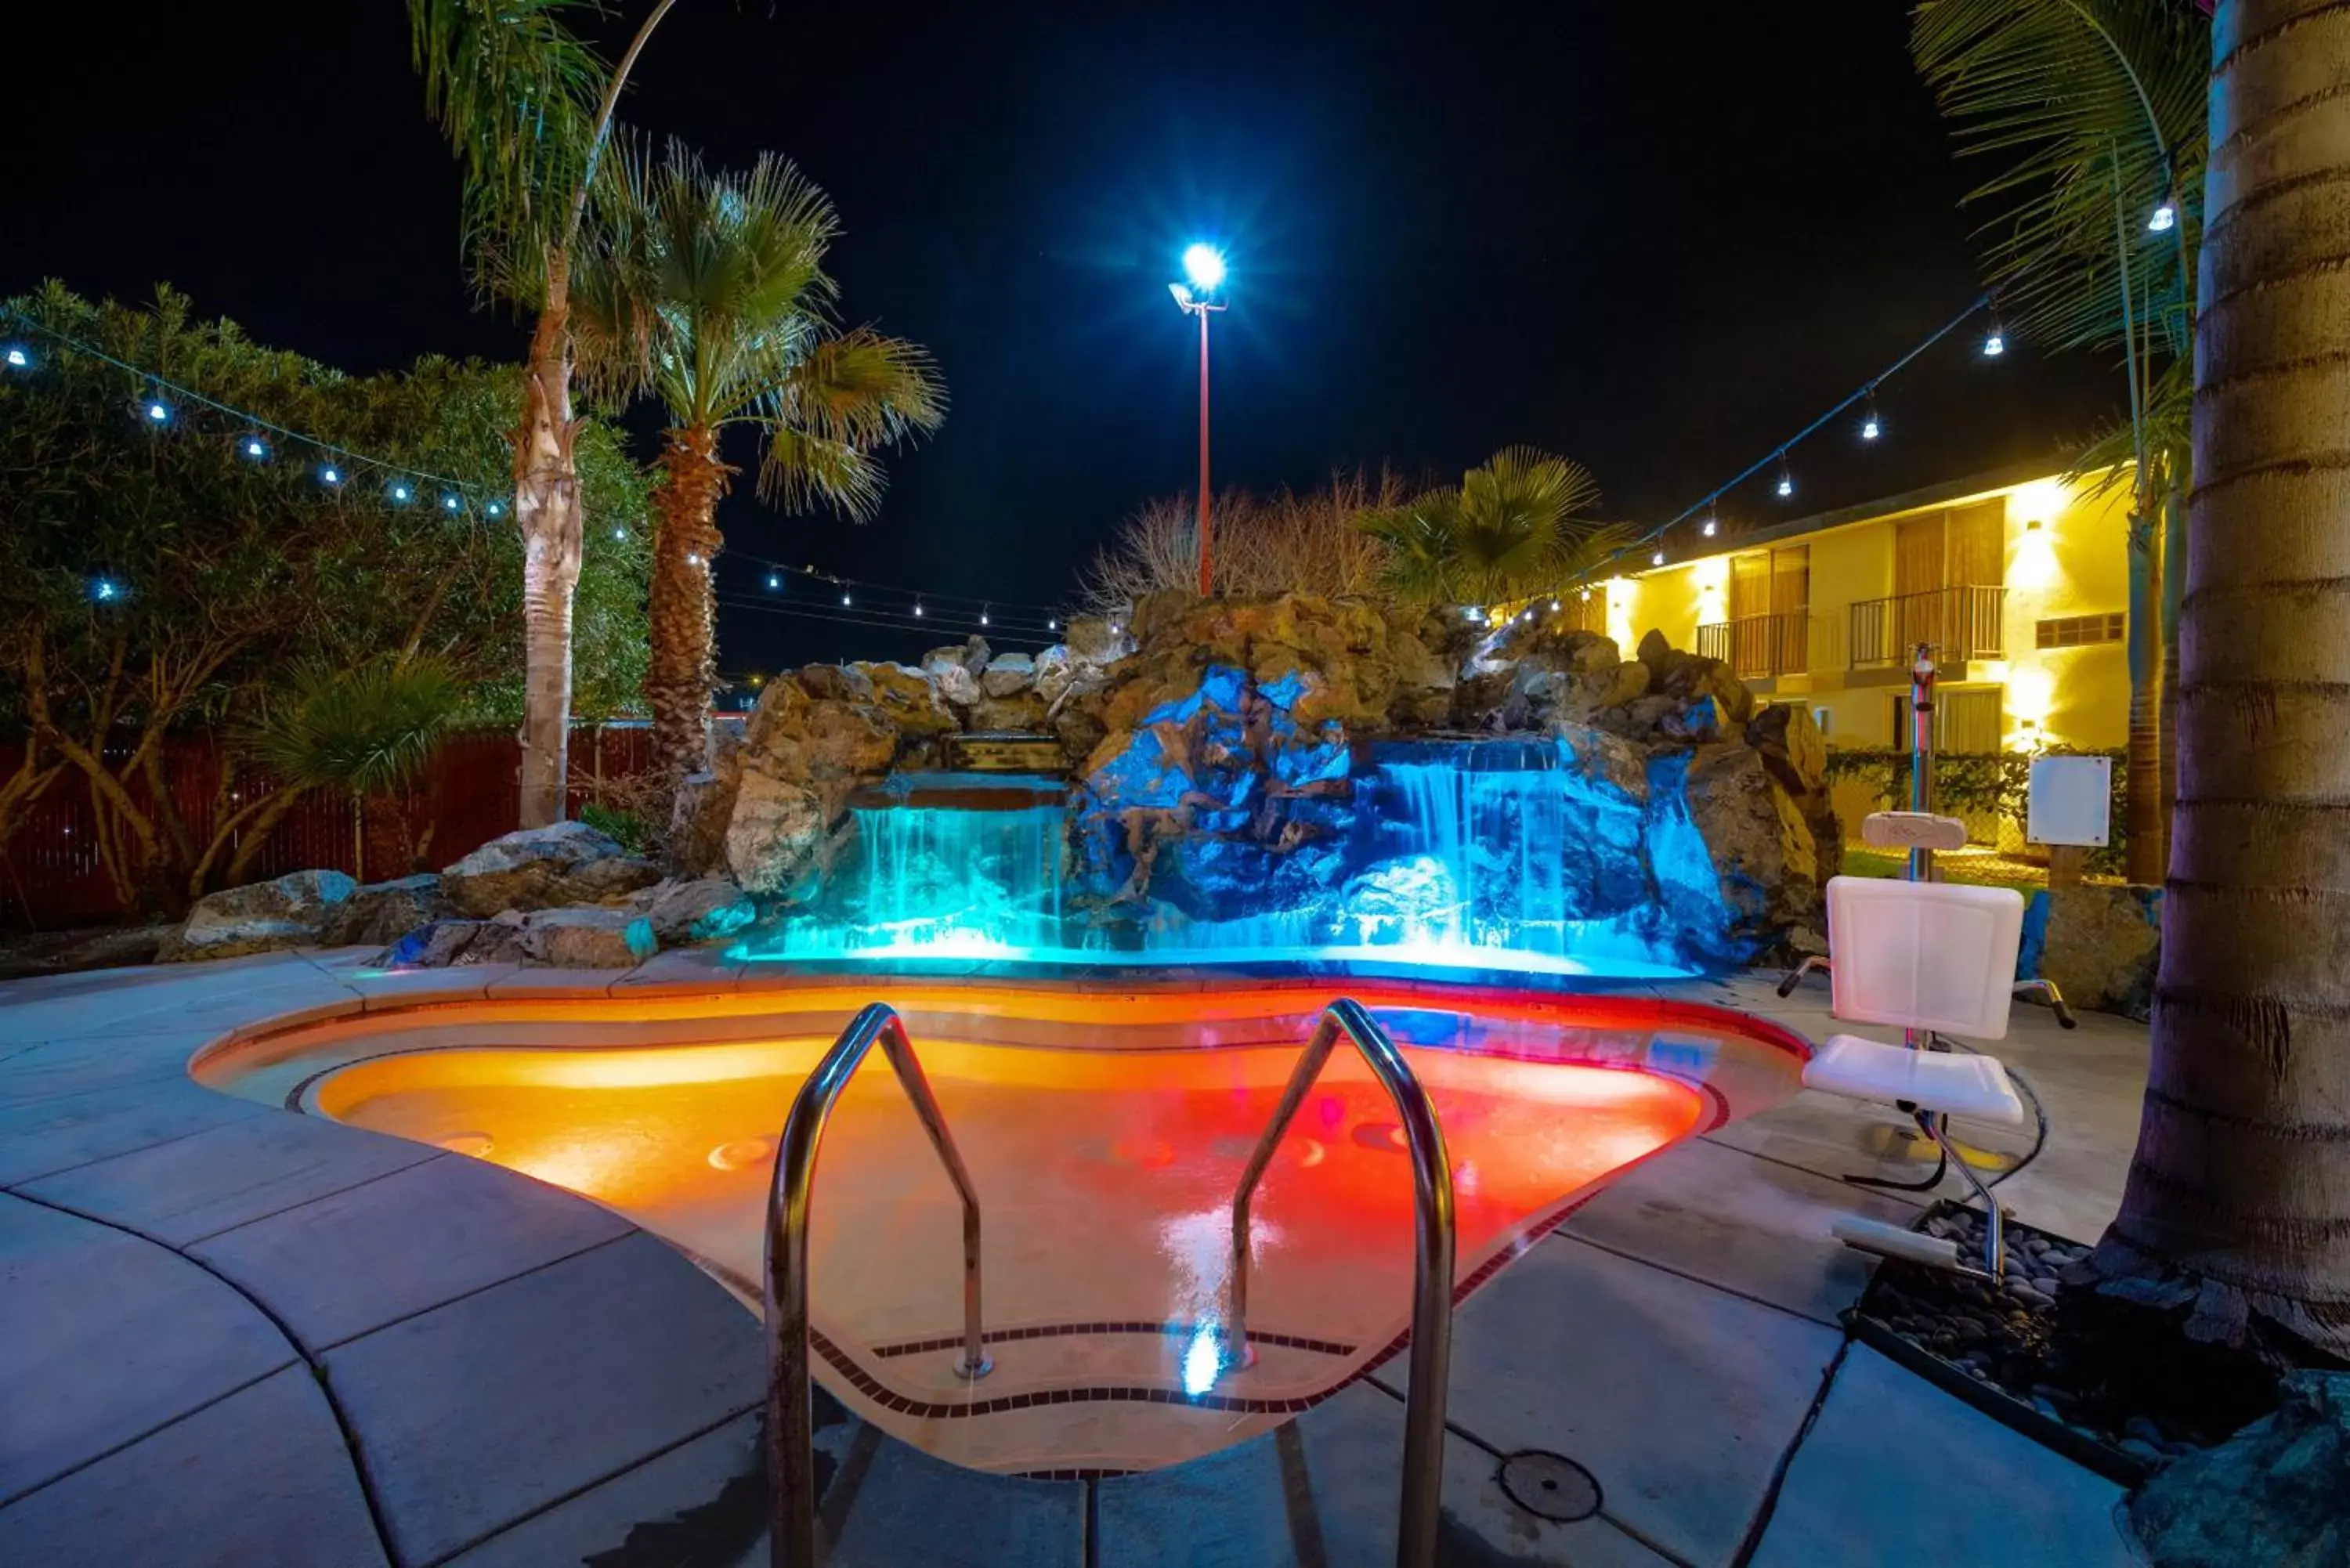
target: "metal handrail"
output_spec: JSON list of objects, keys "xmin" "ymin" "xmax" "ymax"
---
[
  {"xmin": 1224, "ymin": 998, "xmax": 1456, "ymax": 1568},
  {"xmin": 766, "ymin": 1003, "xmax": 989, "ymax": 1568}
]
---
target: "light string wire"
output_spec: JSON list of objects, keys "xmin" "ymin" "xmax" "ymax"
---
[
  {"xmin": 1527, "ymin": 291, "xmax": 1998, "ymax": 614},
  {"xmin": 2, "ymin": 305, "xmax": 1072, "ymax": 620}
]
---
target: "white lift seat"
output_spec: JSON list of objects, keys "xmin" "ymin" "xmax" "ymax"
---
[
  {"xmin": 1802, "ymin": 1033, "xmax": 2025, "ymax": 1125},
  {"xmin": 1824, "ymin": 875, "xmax": 2028, "ymax": 1041}
]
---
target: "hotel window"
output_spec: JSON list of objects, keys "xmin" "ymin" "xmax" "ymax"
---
[{"xmin": 2034, "ymin": 612, "xmax": 2125, "ymax": 649}]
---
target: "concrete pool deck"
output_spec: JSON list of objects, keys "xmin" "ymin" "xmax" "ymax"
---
[{"xmin": 0, "ymin": 948, "xmax": 2151, "ymax": 1566}]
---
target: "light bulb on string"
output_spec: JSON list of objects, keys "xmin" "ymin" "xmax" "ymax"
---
[
  {"xmin": 685, "ymin": 551, "xmax": 702, "ymax": 566},
  {"xmin": 1860, "ymin": 388, "xmax": 1882, "ymax": 442},
  {"xmin": 486, "ymin": 501, "xmax": 504, "ymax": 518},
  {"xmin": 1650, "ymin": 548, "xmax": 1665, "ymax": 567},
  {"xmin": 1579, "ymin": 587, "xmax": 1591, "ymax": 602},
  {"xmin": 1549, "ymin": 598, "xmax": 1560, "ymax": 612},
  {"xmin": 1983, "ymin": 318, "xmax": 2006, "ymax": 357},
  {"xmin": 1776, "ymin": 453, "xmax": 1794, "ymax": 499},
  {"xmin": 2149, "ymin": 200, "xmax": 2176, "ymax": 233},
  {"xmin": 320, "ymin": 465, "xmax": 342, "ymax": 486},
  {"xmin": 144, "ymin": 399, "xmax": 170, "ymax": 424},
  {"xmin": 613, "ymin": 526, "xmax": 626, "ymax": 540},
  {"xmin": 1047, "ymin": 616, "xmax": 1058, "ymax": 630},
  {"xmin": 766, "ymin": 573, "xmax": 781, "ymax": 590},
  {"xmin": 981, "ymin": 605, "xmax": 991, "ymax": 626},
  {"xmin": 913, "ymin": 599, "xmax": 925, "ymax": 617},
  {"xmin": 242, "ymin": 436, "xmax": 269, "ymax": 461},
  {"xmin": 841, "ymin": 587, "xmax": 853, "ymax": 606},
  {"xmin": 389, "ymin": 483, "xmax": 412, "ymax": 504},
  {"xmin": 1701, "ymin": 513, "xmax": 1718, "ymax": 537},
  {"xmin": 441, "ymin": 494, "xmax": 461, "ymax": 513},
  {"xmin": 3, "ymin": 345, "xmax": 28, "ymax": 369},
  {"xmin": 91, "ymin": 578, "xmax": 123, "ymax": 602}
]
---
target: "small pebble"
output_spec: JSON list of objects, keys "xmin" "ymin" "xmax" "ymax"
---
[
  {"xmin": 2029, "ymin": 1276, "xmax": 2060, "ymax": 1297},
  {"xmin": 2010, "ymin": 1284, "xmax": 2053, "ymax": 1309}
]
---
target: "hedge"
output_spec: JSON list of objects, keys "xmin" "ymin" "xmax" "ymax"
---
[{"xmin": 1822, "ymin": 747, "xmax": 2128, "ymax": 874}]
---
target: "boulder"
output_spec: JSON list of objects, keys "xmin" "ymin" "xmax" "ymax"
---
[
  {"xmin": 2128, "ymin": 1371, "xmax": 2350, "ymax": 1566},
  {"xmin": 1680, "ymin": 742, "xmax": 1828, "ymax": 956},
  {"xmin": 932, "ymin": 662, "xmax": 981, "ymax": 709},
  {"xmin": 1032, "ymin": 645, "xmax": 1076, "ymax": 707},
  {"xmin": 669, "ymin": 765, "xmax": 741, "ymax": 879},
  {"xmin": 516, "ymin": 907, "xmax": 658, "ymax": 968},
  {"xmin": 794, "ymin": 663, "xmax": 877, "ymax": 704},
  {"xmin": 2038, "ymin": 883, "xmax": 2162, "ymax": 1019},
  {"xmin": 723, "ymin": 681, "xmax": 902, "ymax": 898},
  {"xmin": 852, "ymin": 661, "xmax": 957, "ymax": 741},
  {"xmin": 1384, "ymin": 628, "xmax": 1455, "ymax": 727},
  {"xmin": 380, "ymin": 916, "xmax": 522, "ymax": 969},
  {"xmin": 972, "ymin": 691, "xmax": 1052, "ymax": 733},
  {"xmin": 159, "ymin": 869, "xmax": 358, "ymax": 962},
  {"xmin": 1065, "ymin": 615, "xmax": 1134, "ymax": 664},
  {"xmin": 316, "ymin": 874, "xmax": 450, "ymax": 948},
  {"xmin": 982, "ymin": 653, "xmax": 1036, "ymax": 698},
  {"xmin": 627, "ymin": 876, "xmax": 757, "ymax": 946},
  {"xmin": 440, "ymin": 821, "xmax": 661, "ymax": 918}
]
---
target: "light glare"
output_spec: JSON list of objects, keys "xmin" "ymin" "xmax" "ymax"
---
[{"xmin": 1181, "ymin": 244, "xmax": 1226, "ymax": 291}]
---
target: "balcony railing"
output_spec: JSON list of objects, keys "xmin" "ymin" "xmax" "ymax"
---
[
  {"xmin": 1849, "ymin": 585, "xmax": 2006, "ymax": 668},
  {"xmin": 1696, "ymin": 611, "xmax": 1810, "ymax": 679}
]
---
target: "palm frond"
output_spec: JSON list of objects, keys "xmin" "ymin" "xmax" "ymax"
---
[
  {"xmin": 236, "ymin": 655, "xmax": 464, "ymax": 799},
  {"xmin": 1911, "ymin": 0, "xmax": 2207, "ymax": 360},
  {"xmin": 407, "ymin": 0, "xmax": 609, "ymax": 302},
  {"xmin": 755, "ymin": 429, "xmax": 888, "ymax": 519}
]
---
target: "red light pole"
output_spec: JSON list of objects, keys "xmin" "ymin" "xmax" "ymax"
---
[{"xmin": 1170, "ymin": 244, "xmax": 1227, "ymax": 595}]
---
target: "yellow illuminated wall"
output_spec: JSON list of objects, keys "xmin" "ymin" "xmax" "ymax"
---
[{"xmin": 1600, "ymin": 468, "xmax": 2133, "ymax": 758}]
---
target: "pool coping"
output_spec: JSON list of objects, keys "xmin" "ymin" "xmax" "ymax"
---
[{"xmin": 0, "ymin": 944, "xmax": 1813, "ymax": 1566}]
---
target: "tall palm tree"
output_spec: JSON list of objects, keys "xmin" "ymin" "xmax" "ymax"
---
[
  {"xmin": 409, "ymin": 0, "xmax": 678, "ymax": 829},
  {"xmin": 1911, "ymin": 0, "xmax": 2208, "ymax": 881},
  {"xmin": 2091, "ymin": 0, "xmax": 2350, "ymax": 1366},
  {"xmin": 573, "ymin": 139, "xmax": 947, "ymax": 786},
  {"xmin": 1359, "ymin": 446, "xmax": 1623, "ymax": 606}
]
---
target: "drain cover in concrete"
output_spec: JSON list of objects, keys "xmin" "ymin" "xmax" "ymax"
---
[{"xmin": 1498, "ymin": 1450, "xmax": 1601, "ymax": 1523}]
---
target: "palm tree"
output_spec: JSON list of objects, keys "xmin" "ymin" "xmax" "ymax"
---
[
  {"xmin": 572, "ymin": 139, "xmax": 947, "ymax": 786},
  {"xmin": 409, "ymin": 0, "xmax": 678, "ymax": 829},
  {"xmin": 2089, "ymin": 0, "xmax": 2350, "ymax": 1369},
  {"xmin": 1359, "ymin": 446, "xmax": 1623, "ymax": 606},
  {"xmin": 1911, "ymin": 0, "xmax": 2208, "ymax": 882}
]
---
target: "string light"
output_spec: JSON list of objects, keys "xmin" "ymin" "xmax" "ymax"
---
[
  {"xmin": 1047, "ymin": 616, "xmax": 1057, "ymax": 630},
  {"xmin": 685, "ymin": 551, "xmax": 702, "ymax": 565},
  {"xmin": 1776, "ymin": 453, "xmax": 1794, "ymax": 499},
  {"xmin": 913, "ymin": 599, "xmax": 925, "ymax": 617},
  {"xmin": 242, "ymin": 436, "xmax": 269, "ymax": 460},
  {"xmin": 320, "ymin": 465, "xmax": 342, "ymax": 486},
  {"xmin": 2149, "ymin": 201, "xmax": 2176, "ymax": 234},
  {"xmin": 389, "ymin": 483, "xmax": 411, "ymax": 503},
  {"xmin": 1860, "ymin": 387, "xmax": 1882, "ymax": 442},
  {"xmin": 613, "ymin": 526, "xmax": 626, "ymax": 540},
  {"xmin": 486, "ymin": 500, "xmax": 503, "ymax": 517},
  {"xmin": 980, "ymin": 605, "xmax": 991, "ymax": 626},
  {"xmin": 767, "ymin": 573, "xmax": 781, "ymax": 590},
  {"xmin": 1983, "ymin": 319, "xmax": 2006, "ymax": 357},
  {"xmin": 3, "ymin": 346, "xmax": 27, "ymax": 369},
  {"xmin": 1650, "ymin": 548, "xmax": 1665, "ymax": 567},
  {"xmin": 144, "ymin": 399, "xmax": 170, "ymax": 424},
  {"xmin": 1701, "ymin": 514, "xmax": 1718, "ymax": 537},
  {"xmin": 1549, "ymin": 598, "xmax": 1560, "ymax": 611},
  {"xmin": 441, "ymin": 494, "xmax": 461, "ymax": 512},
  {"xmin": 91, "ymin": 578, "xmax": 122, "ymax": 602},
  {"xmin": 841, "ymin": 588, "xmax": 853, "ymax": 606}
]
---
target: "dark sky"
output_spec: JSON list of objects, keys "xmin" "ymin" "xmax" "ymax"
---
[{"xmin": 9, "ymin": 2, "xmax": 2126, "ymax": 677}]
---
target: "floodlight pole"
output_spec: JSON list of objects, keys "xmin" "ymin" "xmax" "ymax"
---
[{"xmin": 1172, "ymin": 288, "xmax": 1227, "ymax": 595}]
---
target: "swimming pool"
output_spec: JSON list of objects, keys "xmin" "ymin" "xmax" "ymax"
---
[{"xmin": 195, "ymin": 977, "xmax": 1810, "ymax": 1476}]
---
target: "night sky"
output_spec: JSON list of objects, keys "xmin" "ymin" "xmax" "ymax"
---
[{"xmin": 9, "ymin": 2, "xmax": 2126, "ymax": 677}]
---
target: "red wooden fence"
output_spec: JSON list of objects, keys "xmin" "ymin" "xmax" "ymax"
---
[{"xmin": 2, "ymin": 724, "xmax": 660, "ymax": 929}]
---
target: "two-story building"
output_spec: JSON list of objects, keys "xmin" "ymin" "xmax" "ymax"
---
[{"xmin": 1582, "ymin": 461, "xmax": 2133, "ymax": 760}]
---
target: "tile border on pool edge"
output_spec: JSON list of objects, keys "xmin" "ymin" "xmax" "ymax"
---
[{"xmin": 869, "ymin": 1321, "xmax": 1358, "ymax": 1360}]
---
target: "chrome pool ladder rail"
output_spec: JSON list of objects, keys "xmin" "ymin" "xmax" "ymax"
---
[
  {"xmin": 1225, "ymin": 997, "xmax": 1457, "ymax": 1568},
  {"xmin": 766, "ymin": 1002, "xmax": 989, "ymax": 1568}
]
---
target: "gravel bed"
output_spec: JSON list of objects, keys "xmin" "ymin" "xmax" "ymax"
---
[{"xmin": 1856, "ymin": 1206, "xmax": 2218, "ymax": 1469}]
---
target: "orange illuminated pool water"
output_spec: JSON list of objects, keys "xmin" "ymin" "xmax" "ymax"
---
[{"xmin": 195, "ymin": 978, "xmax": 1810, "ymax": 1476}]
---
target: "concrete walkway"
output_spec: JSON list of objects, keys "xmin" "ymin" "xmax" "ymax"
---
[{"xmin": 0, "ymin": 951, "xmax": 2151, "ymax": 1566}]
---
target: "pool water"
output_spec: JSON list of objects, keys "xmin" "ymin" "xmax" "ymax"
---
[{"xmin": 196, "ymin": 980, "xmax": 1808, "ymax": 1476}]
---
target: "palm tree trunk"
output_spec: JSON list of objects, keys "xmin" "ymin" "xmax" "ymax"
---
[
  {"xmin": 514, "ymin": 280, "xmax": 584, "ymax": 830},
  {"xmin": 2160, "ymin": 479, "xmax": 2186, "ymax": 873},
  {"xmin": 645, "ymin": 425, "xmax": 730, "ymax": 790},
  {"xmin": 2091, "ymin": 0, "xmax": 2350, "ymax": 1360},
  {"xmin": 2124, "ymin": 514, "xmax": 2165, "ymax": 883}
]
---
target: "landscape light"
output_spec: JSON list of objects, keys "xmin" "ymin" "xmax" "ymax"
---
[
  {"xmin": 244, "ymin": 437, "xmax": 269, "ymax": 460},
  {"xmin": 3, "ymin": 346, "xmax": 27, "ymax": 368},
  {"xmin": 2149, "ymin": 201, "xmax": 2176, "ymax": 233},
  {"xmin": 146, "ymin": 400, "xmax": 170, "ymax": 423},
  {"xmin": 1181, "ymin": 244, "xmax": 1226, "ymax": 292}
]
